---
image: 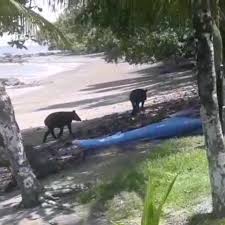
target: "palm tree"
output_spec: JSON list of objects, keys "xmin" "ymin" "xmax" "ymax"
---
[{"xmin": 0, "ymin": 0, "xmax": 69, "ymax": 208}]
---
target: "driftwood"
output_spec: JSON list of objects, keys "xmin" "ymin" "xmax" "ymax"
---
[
  {"xmin": 25, "ymin": 141, "xmax": 85, "ymax": 178},
  {"xmin": 0, "ymin": 140, "xmax": 85, "ymax": 192},
  {"xmin": 0, "ymin": 140, "xmax": 84, "ymax": 189}
]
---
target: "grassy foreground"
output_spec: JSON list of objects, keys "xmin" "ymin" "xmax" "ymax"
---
[{"xmin": 78, "ymin": 136, "xmax": 216, "ymax": 224}]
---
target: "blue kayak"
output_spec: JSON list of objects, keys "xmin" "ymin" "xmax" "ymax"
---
[{"xmin": 74, "ymin": 116, "xmax": 202, "ymax": 150}]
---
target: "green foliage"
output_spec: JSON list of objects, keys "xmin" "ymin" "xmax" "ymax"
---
[
  {"xmin": 56, "ymin": 8, "xmax": 195, "ymax": 63},
  {"xmin": 55, "ymin": 12, "xmax": 118, "ymax": 53},
  {"xmin": 52, "ymin": 0, "xmax": 225, "ymax": 64},
  {"xmin": 146, "ymin": 138, "xmax": 210, "ymax": 209},
  {"xmin": 78, "ymin": 137, "xmax": 210, "ymax": 211},
  {"xmin": 107, "ymin": 191, "xmax": 143, "ymax": 224},
  {"xmin": 77, "ymin": 136, "xmax": 209, "ymax": 224},
  {"xmin": 105, "ymin": 20, "xmax": 195, "ymax": 64},
  {"xmin": 74, "ymin": 0, "xmax": 193, "ymax": 37},
  {"xmin": 141, "ymin": 174, "xmax": 178, "ymax": 225},
  {"xmin": 0, "ymin": 0, "xmax": 69, "ymax": 48},
  {"xmin": 78, "ymin": 169, "xmax": 146, "ymax": 204},
  {"xmin": 56, "ymin": 0, "xmax": 193, "ymax": 62}
]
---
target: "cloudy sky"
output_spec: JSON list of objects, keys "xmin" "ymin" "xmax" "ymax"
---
[
  {"xmin": 0, "ymin": 0, "xmax": 65, "ymax": 45},
  {"xmin": 34, "ymin": 0, "xmax": 65, "ymax": 22}
]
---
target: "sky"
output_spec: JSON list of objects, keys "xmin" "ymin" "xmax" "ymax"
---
[
  {"xmin": 0, "ymin": 0, "xmax": 65, "ymax": 46},
  {"xmin": 33, "ymin": 0, "xmax": 65, "ymax": 22}
]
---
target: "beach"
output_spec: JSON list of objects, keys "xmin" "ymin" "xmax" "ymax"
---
[
  {"xmin": 0, "ymin": 53, "xmax": 198, "ymax": 225},
  {"xmin": 2, "ymin": 53, "xmax": 195, "ymax": 130}
]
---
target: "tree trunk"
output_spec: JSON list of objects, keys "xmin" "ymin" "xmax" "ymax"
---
[
  {"xmin": 193, "ymin": 1, "xmax": 225, "ymax": 217},
  {"xmin": 213, "ymin": 24, "xmax": 224, "ymax": 130},
  {"xmin": 0, "ymin": 83, "xmax": 43, "ymax": 208},
  {"xmin": 210, "ymin": 0, "xmax": 224, "ymax": 132}
]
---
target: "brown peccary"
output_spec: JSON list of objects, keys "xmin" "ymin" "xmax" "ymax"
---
[
  {"xmin": 43, "ymin": 110, "xmax": 81, "ymax": 143},
  {"xmin": 130, "ymin": 89, "xmax": 148, "ymax": 116}
]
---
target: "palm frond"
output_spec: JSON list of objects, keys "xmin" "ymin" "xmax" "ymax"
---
[
  {"xmin": 0, "ymin": 0, "xmax": 70, "ymax": 48},
  {"xmin": 70, "ymin": 0, "xmax": 193, "ymax": 39},
  {"xmin": 142, "ymin": 173, "xmax": 179, "ymax": 225}
]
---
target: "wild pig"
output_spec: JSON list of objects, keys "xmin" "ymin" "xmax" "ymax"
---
[
  {"xmin": 130, "ymin": 89, "xmax": 148, "ymax": 116},
  {"xmin": 43, "ymin": 110, "xmax": 81, "ymax": 143}
]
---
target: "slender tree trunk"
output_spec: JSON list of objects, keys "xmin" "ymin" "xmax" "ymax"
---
[
  {"xmin": 211, "ymin": 0, "xmax": 220, "ymax": 25},
  {"xmin": 193, "ymin": 0, "xmax": 225, "ymax": 217},
  {"xmin": 210, "ymin": 0, "xmax": 224, "ymax": 132},
  {"xmin": 0, "ymin": 83, "xmax": 43, "ymax": 208},
  {"xmin": 213, "ymin": 24, "xmax": 224, "ymax": 130}
]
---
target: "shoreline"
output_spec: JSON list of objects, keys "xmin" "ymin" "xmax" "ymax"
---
[
  {"xmin": 4, "ymin": 53, "xmax": 102, "ymax": 97},
  {"xmin": 0, "ymin": 57, "xmax": 87, "ymax": 85}
]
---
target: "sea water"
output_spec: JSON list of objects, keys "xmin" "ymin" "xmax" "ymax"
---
[{"xmin": 0, "ymin": 44, "xmax": 87, "ymax": 83}]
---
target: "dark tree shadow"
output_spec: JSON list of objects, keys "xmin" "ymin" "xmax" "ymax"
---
[
  {"xmin": 0, "ymin": 203, "xmax": 78, "ymax": 225},
  {"xmin": 0, "ymin": 141, "xmax": 154, "ymax": 225},
  {"xmin": 22, "ymin": 95, "xmax": 199, "ymax": 147},
  {"xmin": 36, "ymin": 63, "xmax": 195, "ymax": 112}
]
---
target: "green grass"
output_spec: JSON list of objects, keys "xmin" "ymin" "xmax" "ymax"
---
[
  {"xmin": 77, "ymin": 136, "xmax": 210, "ymax": 223},
  {"xmin": 146, "ymin": 137, "xmax": 210, "ymax": 209},
  {"xmin": 142, "ymin": 173, "xmax": 179, "ymax": 225}
]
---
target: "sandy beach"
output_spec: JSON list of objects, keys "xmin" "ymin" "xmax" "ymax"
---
[
  {"xmin": 0, "ymin": 54, "xmax": 197, "ymax": 225},
  {"xmin": 6, "ymin": 54, "xmax": 195, "ymax": 130}
]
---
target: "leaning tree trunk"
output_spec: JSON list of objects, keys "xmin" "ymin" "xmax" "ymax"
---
[
  {"xmin": 210, "ymin": 0, "xmax": 224, "ymax": 132},
  {"xmin": 0, "ymin": 83, "xmax": 43, "ymax": 208},
  {"xmin": 193, "ymin": 0, "xmax": 225, "ymax": 217},
  {"xmin": 213, "ymin": 23, "xmax": 224, "ymax": 131}
]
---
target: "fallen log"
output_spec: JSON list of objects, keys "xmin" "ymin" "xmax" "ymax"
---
[
  {"xmin": 26, "ymin": 140, "xmax": 85, "ymax": 178},
  {"xmin": 0, "ymin": 140, "xmax": 85, "ymax": 192}
]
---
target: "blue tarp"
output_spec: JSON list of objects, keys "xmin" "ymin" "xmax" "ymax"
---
[{"xmin": 74, "ymin": 116, "xmax": 202, "ymax": 150}]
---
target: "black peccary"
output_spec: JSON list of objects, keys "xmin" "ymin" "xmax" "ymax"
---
[
  {"xmin": 43, "ymin": 110, "xmax": 81, "ymax": 143},
  {"xmin": 129, "ymin": 89, "xmax": 148, "ymax": 116}
]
